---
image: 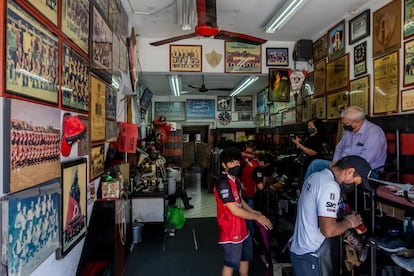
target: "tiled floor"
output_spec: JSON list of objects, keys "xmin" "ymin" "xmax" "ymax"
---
[{"xmin": 181, "ymin": 171, "xmax": 292, "ymax": 276}]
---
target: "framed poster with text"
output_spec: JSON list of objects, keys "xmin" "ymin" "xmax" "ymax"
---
[
  {"xmin": 225, "ymin": 42, "xmax": 261, "ymax": 73},
  {"xmin": 170, "ymin": 45, "xmax": 202, "ymax": 72},
  {"xmin": 313, "ymin": 34, "xmax": 328, "ymax": 63},
  {"xmin": 311, "ymin": 97, "xmax": 326, "ymax": 119},
  {"xmin": 313, "ymin": 59, "xmax": 326, "ymax": 96},
  {"xmin": 90, "ymin": 75, "xmax": 106, "ymax": 142},
  {"xmin": 349, "ymin": 75, "xmax": 370, "ymax": 114},
  {"xmin": 326, "ymin": 54, "xmax": 349, "ymax": 92},
  {"xmin": 402, "ymin": 88, "xmax": 414, "ymax": 111},
  {"xmin": 327, "ymin": 91, "xmax": 349, "ymax": 119},
  {"xmin": 62, "ymin": 0, "xmax": 89, "ymax": 53}
]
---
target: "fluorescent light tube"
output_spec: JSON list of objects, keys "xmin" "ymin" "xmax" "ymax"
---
[
  {"xmin": 230, "ymin": 76, "xmax": 259, "ymax": 97},
  {"xmin": 265, "ymin": 0, "xmax": 308, "ymax": 33},
  {"xmin": 169, "ymin": 75, "xmax": 182, "ymax": 96}
]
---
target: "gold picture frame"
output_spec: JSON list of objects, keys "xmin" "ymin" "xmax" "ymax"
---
[
  {"xmin": 313, "ymin": 59, "xmax": 326, "ymax": 96},
  {"xmin": 311, "ymin": 97, "xmax": 326, "ymax": 119},
  {"xmin": 313, "ymin": 33, "xmax": 329, "ymax": 63},
  {"xmin": 373, "ymin": 51, "xmax": 399, "ymax": 114},
  {"xmin": 90, "ymin": 75, "xmax": 106, "ymax": 142},
  {"xmin": 326, "ymin": 54, "xmax": 349, "ymax": 93},
  {"xmin": 170, "ymin": 45, "xmax": 202, "ymax": 72},
  {"xmin": 349, "ymin": 75, "xmax": 370, "ymax": 114},
  {"xmin": 326, "ymin": 91, "xmax": 349, "ymax": 119},
  {"xmin": 401, "ymin": 88, "xmax": 414, "ymax": 111},
  {"xmin": 328, "ymin": 20, "xmax": 346, "ymax": 61},
  {"xmin": 225, "ymin": 42, "xmax": 261, "ymax": 73}
]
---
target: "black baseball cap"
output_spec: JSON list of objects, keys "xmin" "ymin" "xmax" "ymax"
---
[{"xmin": 341, "ymin": 155, "xmax": 372, "ymax": 191}]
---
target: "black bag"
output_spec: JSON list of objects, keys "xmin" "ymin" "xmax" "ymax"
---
[{"xmin": 294, "ymin": 152, "xmax": 307, "ymax": 165}]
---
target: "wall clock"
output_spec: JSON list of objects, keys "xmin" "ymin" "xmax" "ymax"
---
[{"xmin": 218, "ymin": 111, "xmax": 231, "ymax": 125}]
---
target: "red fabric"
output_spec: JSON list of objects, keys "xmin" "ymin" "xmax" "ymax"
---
[
  {"xmin": 118, "ymin": 122, "xmax": 138, "ymax": 153},
  {"xmin": 241, "ymin": 159, "xmax": 259, "ymax": 198}
]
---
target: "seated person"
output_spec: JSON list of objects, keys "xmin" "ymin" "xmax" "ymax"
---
[{"xmin": 168, "ymin": 181, "xmax": 193, "ymax": 210}]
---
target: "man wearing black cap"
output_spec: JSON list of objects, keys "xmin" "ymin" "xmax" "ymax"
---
[{"xmin": 289, "ymin": 155, "xmax": 371, "ymax": 276}]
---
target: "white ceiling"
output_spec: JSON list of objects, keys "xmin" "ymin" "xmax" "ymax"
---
[{"xmin": 120, "ymin": 0, "xmax": 371, "ymax": 97}]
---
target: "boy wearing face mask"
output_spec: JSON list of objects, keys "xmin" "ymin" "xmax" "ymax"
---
[
  {"xmin": 214, "ymin": 146, "xmax": 273, "ymax": 276},
  {"xmin": 304, "ymin": 106, "xmax": 387, "ymax": 180}
]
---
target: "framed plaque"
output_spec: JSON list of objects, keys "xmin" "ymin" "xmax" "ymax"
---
[
  {"xmin": 90, "ymin": 75, "xmax": 106, "ymax": 142},
  {"xmin": 404, "ymin": 38, "xmax": 414, "ymax": 87},
  {"xmin": 311, "ymin": 97, "xmax": 326, "ymax": 119},
  {"xmin": 313, "ymin": 34, "xmax": 329, "ymax": 63},
  {"xmin": 225, "ymin": 42, "xmax": 261, "ymax": 73},
  {"xmin": 349, "ymin": 9, "xmax": 370, "ymax": 45},
  {"xmin": 354, "ymin": 41, "xmax": 367, "ymax": 77},
  {"xmin": 170, "ymin": 45, "xmax": 202, "ymax": 72},
  {"xmin": 327, "ymin": 91, "xmax": 349, "ymax": 119},
  {"xmin": 268, "ymin": 69, "xmax": 290, "ymax": 102},
  {"xmin": 62, "ymin": 0, "xmax": 89, "ymax": 53},
  {"xmin": 401, "ymin": 88, "xmax": 414, "ymax": 111},
  {"xmin": 154, "ymin": 102, "xmax": 186, "ymax": 121},
  {"xmin": 328, "ymin": 20, "xmax": 346, "ymax": 61},
  {"xmin": 326, "ymin": 54, "xmax": 349, "ymax": 93},
  {"xmin": 349, "ymin": 75, "xmax": 370, "ymax": 114},
  {"xmin": 373, "ymin": 51, "xmax": 399, "ymax": 114},
  {"xmin": 404, "ymin": 0, "xmax": 414, "ymax": 39},
  {"xmin": 313, "ymin": 59, "xmax": 326, "ymax": 96}
]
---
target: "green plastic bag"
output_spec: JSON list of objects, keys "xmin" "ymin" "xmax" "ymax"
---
[{"xmin": 167, "ymin": 206, "xmax": 185, "ymax": 229}]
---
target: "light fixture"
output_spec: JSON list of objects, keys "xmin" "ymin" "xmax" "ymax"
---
[
  {"xmin": 169, "ymin": 75, "xmax": 182, "ymax": 96},
  {"xmin": 177, "ymin": 0, "xmax": 197, "ymax": 30},
  {"xmin": 230, "ymin": 76, "xmax": 259, "ymax": 97},
  {"xmin": 265, "ymin": 0, "xmax": 308, "ymax": 33}
]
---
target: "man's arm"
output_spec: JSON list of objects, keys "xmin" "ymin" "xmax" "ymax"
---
[
  {"xmin": 225, "ymin": 201, "xmax": 273, "ymax": 230},
  {"xmin": 319, "ymin": 212, "xmax": 362, "ymax": 238}
]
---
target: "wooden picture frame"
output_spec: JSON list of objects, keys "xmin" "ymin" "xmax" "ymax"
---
[
  {"xmin": 266, "ymin": 48, "xmax": 289, "ymax": 66},
  {"xmin": 302, "ymin": 72, "xmax": 314, "ymax": 97},
  {"xmin": 401, "ymin": 88, "xmax": 414, "ymax": 111},
  {"xmin": 95, "ymin": 0, "xmax": 109, "ymax": 19},
  {"xmin": 4, "ymin": 99, "xmax": 61, "ymax": 193},
  {"xmin": 238, "ymin": 111, "xmax": 253, "ymax": 121},
  {"xmin": 90, "ymin": 75, "xmax": 106, "ymax": 142},
  {"xmin": 7, "ymin": 179, "xmax": 60, "ymax": 273},
  {"xmin": 105, "ymin": 120, "xmax": 119, "ymax": 142},
  {"xmin": 6, "ymin": 1, "xmax": 59, "ymax": 104},
  {"xmin": 62, "ymin": 44, "xmax": 89, "ymax": 112},
  {"xmin": 313, "ymin": 34, "xmax": 329, "ymax": 63},
  {"xmin": 105, "ymin": 85, "xmax": 117, "ymax": 120},
  {"xmin": 91, "ymin": 5, "xmax": 112, "ymax": 83},
  {"xmin": 268, "ymin": 68, "xmax": 290, "ymax": 102},
  {"xmin": 154, "ymin": 102, "xmax": 186, "ymax": 121},
  {"xmin": 256, "ymin": 113, "xmax": 265, "ymax": 128},
  {"xmin": 302, "ymin": 96, "xmax": 312, "ymax": 122},
  {"xmin": 225, "ymin": 42, "xmax": 261, "ymax": 73},
  {"xmin": 326, "ymin": 54, "xmax": 349, "ymax": 93},
  {"xmin": 90, "ymin": 144, "xmax": 105, "ymax": 180},
  {"xmin": 354, "ymin": 41, "xmax": 367, "ymax": 77},
  {"xmin": 27, "ymin": 0, "xmax": 58, "ymax": 25},
  {"xmin": 235, "ymin": 96, "xmax": 253, "ymax": 111},
  {"xmin": 326, "ymin": 91, "xmax": 349, "ymax": 119},
  {"xmin": 372, "ymin": 0, "xmax": 401, "ymax": 58},
  {"xmin": 62, "ymin": 0, "xmax": 89, "ymax": 53},
  {"xmin": 373, "ymin": 51, "xmax": 399, "ymax": 114},
  {"xmin": 349, "ymin": 75, "xmax": 370, "ymax": 115},
  {"xmin": 349, "ymin": 9, "xmax": 370, "ymax": 45},
  {"xmin": 404, "ymin": 0, "xmax": 414, "ymax": 39},
  {"xmin": 311, "ymin": 96, "xmax": 326, "ymax": 119},
  {"xmin": 404, "ymin": 38, "xmax": 414, "ymax": 87},
  {"xmin": 313, "ymin": 59, "xmax": 326, "ymax": 96},
  {"xmin": 170, "ymin": 45, "xmax": 202, "ymax": 72},
  {"xmin": 77, "ymin": 115, "xmax": 90, "ymax": 156},
  {"xmin": 282, "ymin": 108, "xmax": 296, "ymax": 126},
  {"xmin": 217, "ymin": 96, "xmax": 232, "ymax": 111},
  {"xmin": 186, "ymin": 99, "xmax": 215, "ymax": 119},
  {"xmin": 257, "ymin": 90, "xmax": 267, "ymax": 113},
  {"xmin": 328, "ymin": 20, "xmax": 346, "ymax": 61},
  {"xmin": 59, "ymin": 158, "xmax": 87, "ymax": 258}
]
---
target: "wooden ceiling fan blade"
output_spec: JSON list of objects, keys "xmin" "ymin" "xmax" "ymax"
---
[
  {"xmin": 214, "ymin": 30, "xmax": 267, "ymax": 45},
  {"xmin": 196, "ymin": 0, "xmax": 217, "ymax": 28},
  {"xmin": 150, "ymin": 32, "xmax": 198, "ymax": 46}
]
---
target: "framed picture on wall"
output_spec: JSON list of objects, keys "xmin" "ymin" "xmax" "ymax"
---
[
  {"xmin": 401, "ymin": 88, "xmax": 414, "ymax": 111},
  {"xmin": 349, "ymin": 75, "xmax": 370, "ymax": 114},
  {"xmin": 77, "ymin": 115, "xmax": 90, "ymax": 156},
  {"xmin": 326, "ymin": 54, "xmax": 349, "ymax": 92},
  {"xmin": 106, "ymin": 85, "xmax": 117, "ymax": 120},
  {"xmin": 311, "ymin": 96, "xmax": 326, "ymax": 119},
  {"xmin": 354, "ymin": 41, "xmax": 367, "ymax": 77},
  {"xmin": 313, "ymin": 59, "xmax": 326, "ymax": 96},
  {"xmin": 348, "ymin": 9, "xmax": 370, "ymax": 45},
  {"xmin": 27, "ymin": 0, "xmax": 58, "ymax": 25},
  {"xmin": 59, "ymin": 158, "xmax": 87, "ymax": 258},
  {"xmin": 326, "ymin": 91, "xmax": 349, "ymax": 119},
  {"xmin": 404, "ymin": 0, "xmax": 414, "ymax": 39},
  {"xmin": 154, "ymin": 102, "xmax": 186, "ymax": 121},
  {"xmin": 217, "ymin": 96, "xmax": 232, "ymax": 111},
  {"xmin": 268, "ymin": 69, "xmax": 290, "ymax": 102},
  {"xmin": 225, "ymin": 42, "xmax": 261, "ymax": 73},
  {"xmin": 328, "ymin": 20, "xmax": 346, "ymax": 61},
  {"xmin": 170, "ymin": 45, "xmax": 202, "ymax": 72},
  {"xmin": 404, "ymin": 38, "xmax": 414, "ymax": 87},
  {"xmin": 90, "ymin": 75, "xmax": 106, "ymax": 142},
  {"xmin": 62, "ymin": 0, "xmax": 89, "ymax": 53},
  {"xmin": 313, "ymin": 34, "xmax": 329, "ymax": 63},
  {"xmin": 266, "ymin": 48, "xmax": 289, "ymax": 66},
  {"xmin": 234, "ymin": 96, "xmax": 252, "ymax": 111},
  {"xmin": 90, "ymin": 144, "xmax": 105, "ymax": 180},
  {"xmin": 186, "ymin": 99, "xmax": 215, "ymax": 119}
]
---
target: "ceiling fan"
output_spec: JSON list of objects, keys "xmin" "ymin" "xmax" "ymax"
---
[
  {"xmin": 186, "ymin": 75, "xmax": 233, "ymax": 92},
  {"xmin": 150, "ymin": 0, "xmax": 267, "ymax": 46}
]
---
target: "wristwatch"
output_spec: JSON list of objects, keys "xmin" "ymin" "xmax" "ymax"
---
[{"xmin": 218, "ymin": 111, "xmax": 231, "ymax": 125}]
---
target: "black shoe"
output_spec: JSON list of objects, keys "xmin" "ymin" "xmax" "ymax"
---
[
  {"xmin": 188, "ymin": 197, "xmax": 192, "ymax": 201},
  {"xmin": 185, "ymin": 205, "xmax": 194, "ymax": 209}
]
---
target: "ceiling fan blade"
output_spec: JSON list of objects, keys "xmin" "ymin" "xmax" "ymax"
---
[
  {"xmin": 214, "ymin": 30, "xmax": 267, "ymax": 45},
  {"xmin": 186, "ymin": 84, "xmax": 201, "ymax": 89},
  {"xmin": 208, "ymin": 88, "xmax": 234, "ymax": 91},
  {"xmin": 196, "ymin": 0, "xmax": 217, "ymax": 28},
  {"xmin": 150, "ymin": 32, "xmax": 198, "ymax": 46}
]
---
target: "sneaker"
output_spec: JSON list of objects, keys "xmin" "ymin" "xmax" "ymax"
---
[
  {"xmin": 344, "ymin": 230, "xmax": 368, "ymax": 263},
  {"xmin": 391, "ymin": 254, "xmax": 414, "ymax": 272},
  {"xmin": 185, "ymin": 205, "xmax": 194, "ymax": 210},
  {"xmin": 376, "ymin": 237, "xmax": 410, "ymax": 253}
]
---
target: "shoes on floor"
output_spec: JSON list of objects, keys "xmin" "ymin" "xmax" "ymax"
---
[
  {"xmin": 185, "ymin": 205, "xmax": 194, "ymax": 210},
  {"xmin": 391, "ymin": 254, "xmax": 414, "ymax": 272},
  {"xmin": 343, "ymin": 230, "xmax": 368, "ymax": 263},
  {"xmin": 188, "ymin": 197, "xmax": 192, "ymax": 201},
  {"xmin": 370, "ymin": 235, "xmax": 411, "ymax": 253}
]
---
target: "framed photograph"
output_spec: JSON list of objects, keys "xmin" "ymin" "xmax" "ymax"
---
[
  {"xmin": 349, "ymin": 9, "xmax": 370, "ymax": 45},
  {"xmin": 239, "ymin": 111, "xmax": 253, "ymax": 121},
  {"xmin": 302, "ymin": 72, "xmax": 314, "ymax": 97},
  {"xmin": 373, "ymin": 51, "xmax": 399, "ymax": 114},
  {"xmin": 90, "ymin": 144, "xmax": 105, "ymax": 180},
  {"xmin": 59, "ymin": 158, "xmax": 87, "ymax": 258},
  {"xmin": 328, "ymin": 20, "xmax": 346, "ymax": 61},
  {"xmin": 256, "ymin": 113, "xmax": 265, "ymax": 128},
  {"xmin": 326, "ymin": 54, "xmax": 349, "ymax": 93},
  {"xmin": 91, "ymin": 5, "xmax": 112, "ymax": 83},
  {"xmin": 225, "ymin": 42, "xmax": 261, "ymax": 73},
  {"xmin": 186, "ymin": 99, "xmax": 215, "ymax": 119},
  {"xmin": 282, "ymin": 108, "xmax": 296, "ymax": 126},
  {"xmin": 170, "ymin": 45, "xmax": 202, "ymax": 72},
  {"xmin": 266, "ymin": 48, "xmax": 289, "ymax": 66},
  {"xmin": 95, "ymin": 0, "xmax": 109, "ymax": 19},
  {"xmin": 327, "ymin": 91, "xmax": 349, "ymax": 119},
  {"xmin": 77, "ymin": 115, "xmax": 89, "ymax": 156},
  {"xmin": 6, "ymin": 1, "xmax": 59, "ymax": 104},
  {"xmin": 3, "ymin": 99, "xmax": 60, "ymax": 193},
  {"xmin": 349, "ymin": 75, "xmax": 370, "ymax": 114},
  {"xmin": 217, "ymin": 96, "xmax": 232, "ymax": 111},
  {"xmin": 235, "ymin": 96, "xmax": 253, "ymax": 111},
  {"xmin": 62, "ymin": 44, "xmax": 89, "ymax": 112},
  {"xmin": 404, "ymin": 39, "xmax": 414, "ymax": 87},
  {"xmin": 108, "ymin": 1, "xmax": 120, "ymax": 33},
  {"xmin": 313, "ymin": 34, "xmax": 329, "ymax": 63},
  {"xmin": 313, "ymin": 59, "xmax": 326, "ymax": 96},
  {"xmin": 27, "ymin": 0, "xmax": 58, "ymax": 25},
  {"xmin": 373, "ymin": 0, "xmax": 401, "ymax": 58},
  {"xmin": 106, "ymin": 120, "xmax": 119, "ymax": 142},
  {"xmin": 401, "ymin": 88, "xmax": 414, "ymax": 111},
  {"xmin": 6, "ymin": 179, "xmax": 60, "ymax": 274},
  {"xmin": 404, "ymin": 0, "xmax": 414, "ymax": 39},
  {"xmin": 90, "ymin": 75, "xmax": 106, "ymax": 142},
  {"xmin": 154, "ymin": 102, "xmax": 186, "ymax": 121},
  {"xmin": 62, "ymin": 0, "xmax": 89, "ymax": 53},
  {"xmin": 302, "ymin": 96, "xmax": 312, "ymax": 122},
  {"xmin": 268, "ymin": 68, "xmax": 290, "ymax": 102},
  {"xmin": 106, "ymin": 85, "xmax": 117, "ymax": 120},
  {"xmin": 257, "ymin": 90, "xmax": 267, "ymax": 113},
  {"xmin": 354, "ymin": 41, "xmax": 367, "ymax": 77},
  {"xmin": 311, "ymin": 96, "xmax": 326, "ymax": 119}
]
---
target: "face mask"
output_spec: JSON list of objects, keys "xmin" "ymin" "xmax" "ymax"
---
[
  {"xmin": 340, "ymin": 182, "xmax": 355, "ymax": 194},
  {"xmin": 343, "ymin": 124, "xmax": 354, "ymax": 132},
  {"xmin": 308, "ymin": 128, "xmax": 316, "ymax": 135},
  {"xmin": 227, "ymin": 166, "xmax": 242, "ymax": 177}
]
